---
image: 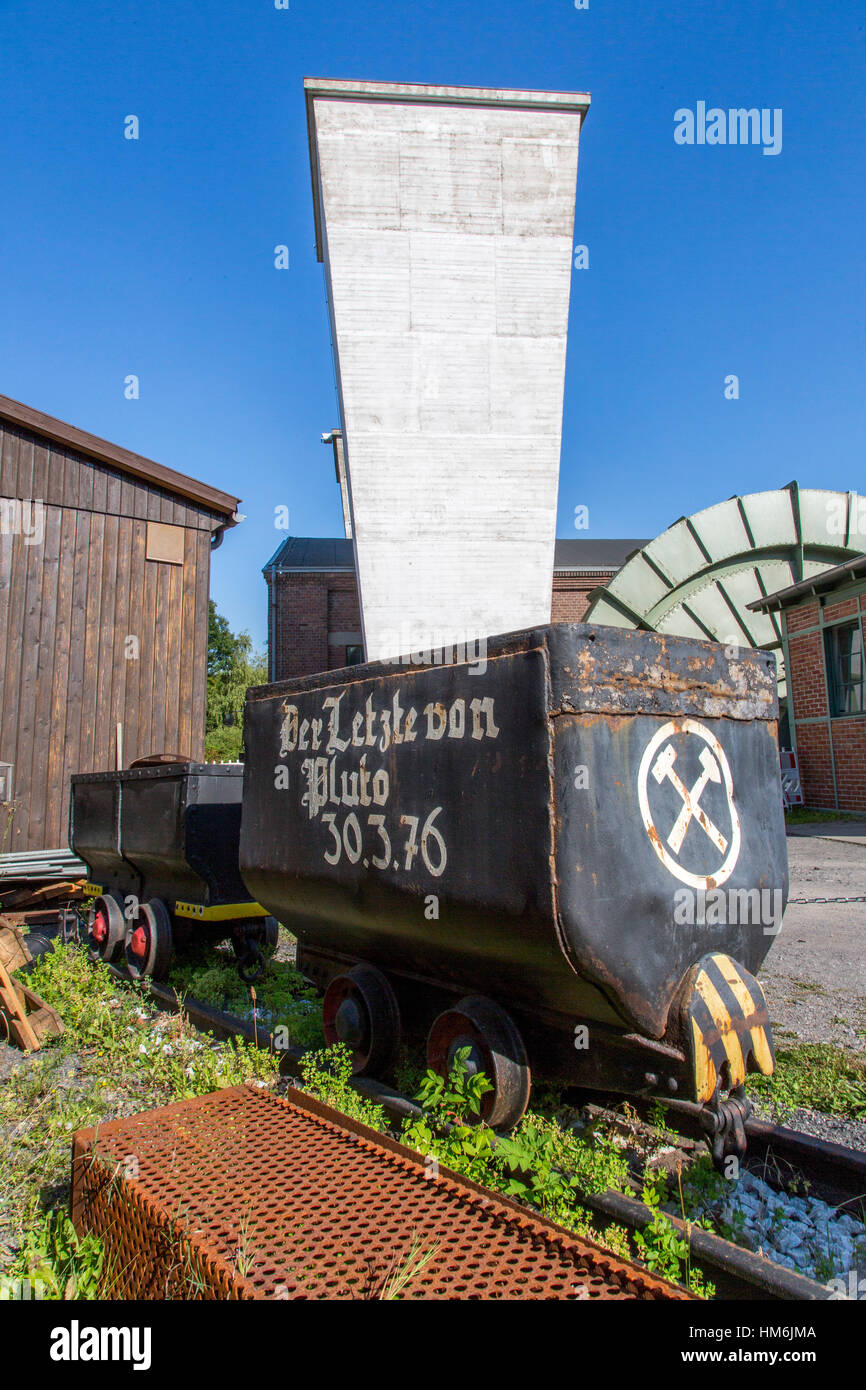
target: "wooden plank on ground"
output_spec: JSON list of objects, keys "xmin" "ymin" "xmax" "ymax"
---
[
  {"xmin": 0, "ymin": 956, "xmax": 40, "ymax": 1050},
  {"xmin": 0, "ymin": 923, "xmax": 32, "ymax": 971}
]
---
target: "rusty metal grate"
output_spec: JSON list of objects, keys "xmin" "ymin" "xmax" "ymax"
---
[{"xmin": 71, "ymin": 1085, "xmax": 690, "ymax": 1300}]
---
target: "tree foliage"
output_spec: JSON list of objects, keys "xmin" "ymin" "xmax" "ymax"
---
[{"xmin": 205, "ymin": 600, "xmax": 267, "ymax": 760}]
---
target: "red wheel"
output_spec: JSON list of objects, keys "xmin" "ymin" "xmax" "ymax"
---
[
  {"xmin": 323, "ymin": 963, "xmax": 400, "ymax": 1076},
  {"xmin": 87, "ymin": 892, "xmax": 126, "ymax": 965},
  {"xmin": 427, "ymin": 995, "xmax": 531, "ymax": 1130},
  {"xmin": 124, "ymin": 900, "xmax": 172, "ymax": 981}
]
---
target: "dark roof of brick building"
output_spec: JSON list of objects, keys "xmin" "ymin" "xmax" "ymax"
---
[
  {"xmin": 264, "ymin": 536, "xmax": 356, "ymax": 573},
  {"xmin": 553, "ymin": 539, "xmax": 647, "ymax": 571},
  {"xmin": 264, "ymin": 536, "xmax": 646, "ymax": 576}
]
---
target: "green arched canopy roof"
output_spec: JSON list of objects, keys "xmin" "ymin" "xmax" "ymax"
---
[{"xmin": 584, "ymin": 484, "xmax": 865, "ymax": 697}]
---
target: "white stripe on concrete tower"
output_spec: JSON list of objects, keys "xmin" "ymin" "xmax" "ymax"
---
[{"xmin": 305, "ymin": 79, "xmax": 590, "ymax": 662}]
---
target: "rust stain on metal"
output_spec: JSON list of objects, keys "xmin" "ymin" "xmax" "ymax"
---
[
  {"xmin": 563, "ymin": 638, "xmax": 775, "ymax": 723},
  {"xmin": 71, "ymin": 1085, "xmax": 690, "ymax": 1301}
]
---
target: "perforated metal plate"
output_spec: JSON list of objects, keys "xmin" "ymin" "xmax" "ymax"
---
[{"xmin": 71, "ymin": 1084, "xmax": 690, "ymax": 1300}]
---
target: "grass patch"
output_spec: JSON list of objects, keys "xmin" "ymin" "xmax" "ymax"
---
[
  {"xmin": 785, "ymin": 808, "xmax": 863, "ymax": 825},
  {"xmin": 0, "ymin": 942, "xmax": 280, "ymax": 1295},
  {"xmin": 4, "ymin": 947, "xmax": 716, "ymax": 1299},
  {"xmin": 747, "ymin": 1043, "xmax": 866, "ymax": 1119}
]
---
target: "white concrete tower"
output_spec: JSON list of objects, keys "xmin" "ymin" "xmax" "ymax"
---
[{"xmin": 305, "ymin": 79, "xmax": 590, "ymax": 661}]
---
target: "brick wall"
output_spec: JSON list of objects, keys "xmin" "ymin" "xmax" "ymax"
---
[
  {"xmin": 785, "ymin": 600, "xmax": 820, "ymax": 633},
  {"xmin": 832, "ymin": 718, "xmax": 866, "ymax": 811},
  {"xmin": 269, "ymin": 566, "xmax": 615, "ymax": 680},
  {"xmin": 793, "ymin": 723, "xmax": 835, "ymax": 808},
  {"xmin": 550, "ymin": 572, "xmax": 610, "ymax": 623},
  {"xmin": 784, "ymin": 588, "xmax": 866, "ymax": 811},
  {"xmin": 268, "ymin": 571, "xmax": 361, "ymax": 680},
  {"xmin": 787, "ymin": 632, "xmax": 827, "ymax": 719}
]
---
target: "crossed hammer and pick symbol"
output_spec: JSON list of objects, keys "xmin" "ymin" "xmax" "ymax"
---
[{"xmin": 651, "ymin": 742, "xmax": 729, "ymax": 856}]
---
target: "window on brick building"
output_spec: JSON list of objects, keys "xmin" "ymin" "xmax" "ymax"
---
[
  {"xmin": 825, "ymin": 621, "xmax": 865, "ymax": 715},
  {"xmin": 346, "ymin": 645, "xmax": 364, "ymax": 666}
]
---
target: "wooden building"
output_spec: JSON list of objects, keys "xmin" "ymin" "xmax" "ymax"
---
[{"xmin": 0, "ymin": 394, "xmax": 240, "ymax": 861}]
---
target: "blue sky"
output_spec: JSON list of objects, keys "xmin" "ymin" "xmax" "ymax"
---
[{"xmin": 1, "ymin": 1, "xmax": 863, "ymax": 649}]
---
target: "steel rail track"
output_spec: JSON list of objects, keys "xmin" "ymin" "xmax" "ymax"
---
[
  {"xmin": 117, "ymin": 971, "xmax": 856, "ymax": 1302},
  {"xmin": 591, "ymin": 1094, "xmax": 866, "ymax": 1213}
]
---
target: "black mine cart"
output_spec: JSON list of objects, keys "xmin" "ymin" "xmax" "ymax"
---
[
  {"xmin": 240, "ymin": 622, "xmax": 787, "ymax": 1159},
  {"xmin": 71, "ymin": 761, "xmax": 275, "ymax": 981}
]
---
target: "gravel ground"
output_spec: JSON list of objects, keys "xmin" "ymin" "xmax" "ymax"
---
[
  {"xmin": 663, "ymin": 1167, "xmax": 866, "ymax": 1283},
  {"xmin": 749, "ymin": 1099, "xmax": 866, "ymax": 1152},
  {"xmin": 752, "ymin": 831, "xmax": 866, "ymax": 1150},
  {"xmin": 760, "ymin": 834, "xmax": 866, "ymax": 1052}
]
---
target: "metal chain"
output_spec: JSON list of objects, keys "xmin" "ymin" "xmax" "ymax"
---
[{"xmin": 787, "ymin": 894, "xmax": 866, "ymax": 904}]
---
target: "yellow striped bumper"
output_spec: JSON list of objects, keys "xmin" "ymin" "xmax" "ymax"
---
[{"xmin": 684, "ymin": 952, "xmax": 775, "ymax": 1103}]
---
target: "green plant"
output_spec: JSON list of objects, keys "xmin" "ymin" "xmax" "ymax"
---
[
  {"xmin": 1, "ymin": 798, "xmax": 21, "ymax": 853},
  {"xmin": 414, "ymin": 1046, "xmax": 493, "ymax": 1119},
  {"xmin": 401, "ymin": 1047, "xmax": 499, "ymax": 1182},
  {"xmin": 392, "ymin": 1047, "xmax": 427, "ymax": 1100},
  {"xmin": 401, "ymin": 1053, "xmax": 638, "ymax": 1267},
  {"xmin": 746, "ymin": 1043, "xmax": 866, "ymax": 1119},
  {"xmin": 299, "ymin": 1043, "xmax": 388, "ymax": 1131},
  {"xmin": 170, "ymin": 947, "xmax": 325, "ymax": 1051},
  {"xmin": 784, "ymin": 808, "xmax": 862, "ymax": 825},
  {"xmin": 0, "ymin": 941, "xmax": 283, "ymax": 1287},
  {"xmin": 378, "ymin": 1233, "xmax": 440, "ymax": 1300},
  {"xmin": 204, "ymin": 725, "xmax": 244, "ymax": 762},
  {"xmin": 234, "ymin": 1213, "xmax": 255, "ymax": 1280},
  {"xmin": 13, "ymin": 1208, "xmax": 104, "ymax": 1300},
  {"xmin": 206, "ymin": 600, "xmax": 267, "ymax": 756},
  {"xmin": 634, "ymin": 1169, "xmax": 715, "ymax": 1298}
]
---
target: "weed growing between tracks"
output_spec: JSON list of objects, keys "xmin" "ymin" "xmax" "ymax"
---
[
  {"xmin": 300, "ymin": 1043, "xmax": 714, "ymax": 1297},
  {"xmin": 170, "ymin": 943, "xmax": 325, "ymax": 1051},
  {"xmin": 299, "ymin": 1043, "xmax": 388, "ymax": 1130},
  {"xmin": 0, "ymin": 942, "xmax": 279, "ymax": 1297},
  {"xmin": 634, "ymin": 1171, "xmax": 714, "ymax": 1296}
]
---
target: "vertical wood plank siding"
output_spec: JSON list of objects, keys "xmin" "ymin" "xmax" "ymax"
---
[{"xmin": 0, "ymin": 420, "xmax": 226, "ymax": 853}]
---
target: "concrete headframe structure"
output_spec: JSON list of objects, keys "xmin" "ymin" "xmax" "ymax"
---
[{"xmin": 305, "ymin": 78, "xmax": 590, "ymax": 661}]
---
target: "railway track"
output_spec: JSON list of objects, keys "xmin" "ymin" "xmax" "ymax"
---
[{"xmin": 110, "ymin": 964, "xmax": 864, "ymax": 1303}]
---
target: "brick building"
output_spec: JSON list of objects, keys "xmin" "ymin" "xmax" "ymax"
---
[
  {"xmin": 263, "ymin": 536, "xmax": 645, "ymax": 682},
  {"xmin": 749, "ymin": 554, "xmax": 866, "ymax": 812}
]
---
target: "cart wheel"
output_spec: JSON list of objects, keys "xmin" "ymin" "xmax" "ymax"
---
[
  {"xmin": 427, "ymin": 995, "xmax": 531, "ymax": 1130},
  {"xmin": 323, "ymin": 963, "xmax": 401, "ymax": 1077},
  {"xmin": 124, "ymin": 899, "xmax": 173, "ymax": 981},
  {"xmin": 87, "ymin": 892, "xmax": 126, "ymax": 965}
]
